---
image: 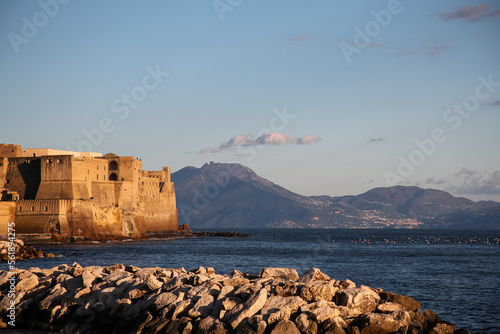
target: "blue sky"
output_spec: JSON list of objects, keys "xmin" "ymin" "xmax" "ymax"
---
[{"xmin": 1, "ymin": 0, "xmax": 499, "ymax": 201}]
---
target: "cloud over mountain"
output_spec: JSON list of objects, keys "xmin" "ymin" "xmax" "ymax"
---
[
  {"xmin": 449, "ymin": 169, "xmax": 500, "ymax": 195},
  {"xmin": 434, "ymin": 4, "xmax": 500, "ymax": 22},
  {"xmin": 199, "ymin": 132, "xmax": 321, "ymax": 154}
]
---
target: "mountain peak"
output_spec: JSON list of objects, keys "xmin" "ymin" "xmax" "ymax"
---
[{"xmin": 171, "ymin": 162, "xmax": 500, "ymax": 229}]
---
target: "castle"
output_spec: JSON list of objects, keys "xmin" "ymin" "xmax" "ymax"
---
[{"xmin": 0, "ymin": 144, "xmax": 178, "ymax": 239}]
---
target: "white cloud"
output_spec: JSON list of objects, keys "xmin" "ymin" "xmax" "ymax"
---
[
  {"xmin": 198, "ymin": 132, "xmax": 321, "ymax": 154},
  {"xmin": 425, "ymin": 177, "xmax": 446, "ymax": 185},
  {"xmin": 449, "ymin": 170, "xmax": 500, "ymax": 195},
  {"xmin": 298, "ymin": 134, "xmax": 322, "ymax": 145}
]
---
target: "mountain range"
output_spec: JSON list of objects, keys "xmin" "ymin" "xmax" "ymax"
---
[{"xmin": 171, "ymin": 162, "xmax": 500, "ymax": 229}]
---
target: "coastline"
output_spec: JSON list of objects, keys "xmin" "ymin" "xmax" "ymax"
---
[
  {"xmin": 4, "ymin": 230, "xmax": 251, "ymax": 246},
  {"xmin": 0, "ymin": 264, "xmax": 470, "ymax": 334}
]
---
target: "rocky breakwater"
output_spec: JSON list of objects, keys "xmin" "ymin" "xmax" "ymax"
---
[
  {"xmin": 194, "ymin": 231, "xmax": 251, "ymax": 238},
  {"xmin": 0, "ymin": 265, "xmax": 469, "ymax": 333},
  {"xmin": 0, "ymin": 239, "xmax": 55, "ymax": 261}
]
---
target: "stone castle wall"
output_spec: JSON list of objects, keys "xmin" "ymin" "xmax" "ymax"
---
[
  {"xmin": 0, "ymin": 144, "xmax": 22, "ymax": 158},
  {"xmin": 4, "ymin": 157, "xmax": 41, "ymax": 200},
  {"xmin": 0, "ymin": 202, "xmax": 15, "ymax": 234},
  {"xmin": 14, "ymin": 199, "xmax": 73, "ymax": 235},
  {"xmin": 0, "ymin": 144, "xmax": 179, "ymax": 238}
]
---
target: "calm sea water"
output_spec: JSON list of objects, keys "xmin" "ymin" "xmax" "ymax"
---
[{"xmin": 7, "ymin": 229, "xmax": 500, "ymax": 334}]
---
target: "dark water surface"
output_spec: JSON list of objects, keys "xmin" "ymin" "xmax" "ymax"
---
[{"xmin": 7, "ymin": 229, "xmax": 500, "ymax": 333}]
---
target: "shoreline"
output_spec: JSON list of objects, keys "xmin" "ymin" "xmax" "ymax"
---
[
  {"xmin": 0, "ymin": 264, "xmax": 470, "ymax": 333},
  {"xmin": 1, "ymin": 230, "xmax": 251, "ymax": 246},
  {"xmin": 1, "ymin": 231, "xmax": 250, "ymax": 263}
]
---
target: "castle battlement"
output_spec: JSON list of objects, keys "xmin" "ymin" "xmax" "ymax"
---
[
  {"xmin": 0, "ymin": 144, "xmax": 178, "ymax": 238},
  {"xmin": 16, "ymin": 199, "xmax": 74, "ymax": 216}
]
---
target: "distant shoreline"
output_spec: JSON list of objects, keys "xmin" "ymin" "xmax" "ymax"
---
[{"xmin": 3, "ymin": 230, "xmax": 251, "ymax": 247}]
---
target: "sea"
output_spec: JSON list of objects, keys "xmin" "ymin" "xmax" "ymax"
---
[{"xmin": 5, "ymin": 229, "xmax": 500, "ymax": 334}]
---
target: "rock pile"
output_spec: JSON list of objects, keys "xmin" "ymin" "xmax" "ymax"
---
[
  {"xmin": 194, "ymin": 232, "xmax": 251, "ymax": 238},
  {"xmin": 0, "ymin": 265, "xmax": 469, "ymax": 333},
  {"xmin": 0, "ymin": 239, "xmax": 55, "ymax": 261}
]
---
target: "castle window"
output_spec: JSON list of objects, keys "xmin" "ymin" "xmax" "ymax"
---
[
  {"xmin": 109, "ymin": 161, "xmax": 118, "ymax": 170},
  {"xmin": 31, "ymin": 207, "xmax": 35, "ymax": 212},
  {"xmin": 97, "ymin": 175, "xmax": 99, "ymax": 180},
  {"xmin": 18, "ymin": 207, "xmax": 22, "ymax": 212},
  {"xmin": 45, "ymin": 206, "xmax": 48, "ymax": 212},
  {"xmin": 109, "ymin": 173, "xmax": 118, "ymax": 181},
  {"xmin": 5, "ymin": 180, "xmax": 9, "ymax": 184},
  {"xmin": 57, "ymin": 159, "xmax": 62, "ymax": 163},
  {"xmin": 97, "ymin": 166, "xmax": 99, "ymax": 171},
  {"xmin": 47, "ymin": 159, "xmax": 52, "ymax": 163},
  {"xmin": 104, "ymin": 175, "xmax": 106, "ymax": 180}
]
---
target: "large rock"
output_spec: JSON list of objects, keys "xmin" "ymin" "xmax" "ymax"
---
[
  {"xmin": 172, "ymin": 299, "xmax": 194, "ymax": 320},
  {"xmin": 295, "ymin": 313, "xmax": 318, "ymax": 334},
  {"xmin": 310, "ymin": 306, "xmax": 341, "ymax": 323},
  {"xmin": 359, "ymin": 311, "xmax": 411, "ymax": 334},
  {"xmin": 298, "ymin": 268, "xmax": 330, "ymax": 284},
  {"xmin": 336, "ymin": 286, "xmax": 381, "ymax": 314},
  {"xmin": 261, "ymin": 295, "xmax": 307, "ymax": 324},
  {"xmin": 324, "ymin": 316, "xmax": 348, "ymax": 332},
  {"xmin": 145, "ymin": 275, "xmax": 163, "ymax": 290},
  {"xmin": 223, "ymin": 277, "xmax": 250, "ymax": 286},
  {"xmin": 15, "ymin": 272, "xmax": 39, "ymax": 294},
  {"xmin": 222, "ymin": 297, "xmax": 241, "ymax": 311},
  {"xmin": 82, "ymin": 270, "xmax": 95, "ymax": 288},
  {"xmin": 196, "ymin": 315, "xmax": 227, "ymax": 334},
  {"xmin": 234, "ymin": 282, "xmax": 262, "ymax": 300},
  {"xmin": 153, "ymin": 292, "xmax": 178, "ymax": 311},
  {"xmin": 211, "ymin": 285, "xmax": 236, "ymax": 318},
  {"xmin": 377, "ymin": 302, "xmax": 404, "ymax": 313},
  {"xmin": 270, "ymin": 280, "xmax": 298, "ymax": 297},
  {"xmin": 39, "ymin": 284, "xmax": 67, "ymax": 310},
  {"xmin": 271, "ymin": 319, "xmax": 301, "ymax": 334},
  {"xmin": 188, "ymin": 293, "xmax": 214, "ymax": 318},
  {"xmin": 259, "ymin": 268, "xmax": 299, "ymax": 281},
  {"xmin": 300, "ymin": 300, "xmax": 337, "ymax": 313},
  {"xmin": 300, "ymin": 280, "xmax": 338, "ymax": 302},
  {"xmin": 379, "ymin": 291, "xmax": 421, "ymax": 312},
  {"xmin": 226, "ymin": 288, "xmax": 268, "ymax": 330},
  {"xmin": 428, "ymin": 323, "xmax": 457, "ymax": 334},
  {"xmin": 164, "ymin": 316, "xmax": 193, "ymax": 334}
]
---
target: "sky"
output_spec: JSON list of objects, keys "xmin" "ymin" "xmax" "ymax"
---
[{"xmin": 1, "ymin": 0, "xmax": 499, "ymax": 202}]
